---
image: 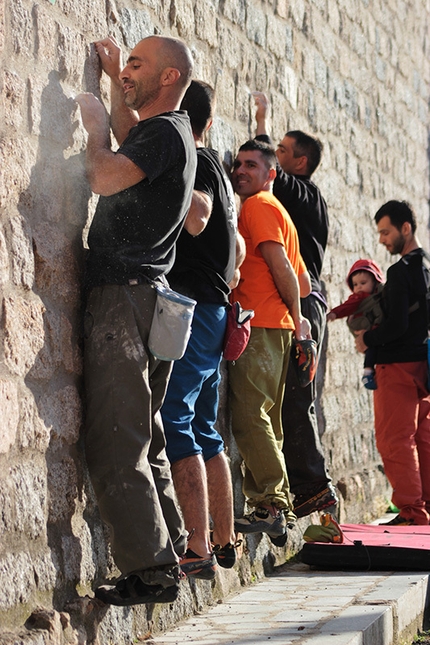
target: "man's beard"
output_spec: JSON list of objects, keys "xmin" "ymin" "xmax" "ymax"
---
[
  {"xmin": 124, "ymin": 78, "xmax": 161, "ymax": 110},
  {"xmin": 389, "ymin": 233, "xmax": 406, "ymax": 255}
]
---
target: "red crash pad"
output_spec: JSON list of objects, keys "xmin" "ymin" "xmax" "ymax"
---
[{"xmin": 300, "ymin": 523, "xmax": 430, "ymax": 570}]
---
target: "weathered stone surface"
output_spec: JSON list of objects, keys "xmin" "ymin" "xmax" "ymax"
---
[
  {"xmin": 194, "ymin": 1, "xmax": 218, "ymax": 48},
  {"xmin": 3, "ymin": 71, "xmax": 25, "ymax": 130},
  {"xmin": 3, "ymin": 296, "xmax": 46, "ymax": 378},
  {"xmin": 39, "ymin": 386, "xmax": 82, "ymax": 446},
  {"xmin": 222, "ymin": 0, "xmax": 246, "ymax": 27},
  {"xmin": 10, "ymin": 0, "xmax": 33, "ymax": 57},
  {"xmin": 0, "ymin": 381, "xmax": 19, "ymax": 454},
  {"xmin": 9, "ymin": 464, "xmax": 47, "ymax": 539},
  {"xmin": 47, "ymin": 457, "xmax": 78, "ymax": 524},
  {"xmin": 0, "ymin": 0, "xmax": 4, "ymax": 52},
  {"xmin": 0, "ymin": 0, "xmax": 429, "ymax": 643},
  {"xmin": 117, "ymin": 8, "xmax": 154, "ymax": 48},
  {"xmin": 10, "ymin": 215, "xmax": 34, "ymax": 290},
  {"xmin": 0, "ymin": 228, "xmax": 10, "ymax": 286},
  {"xmin": 0, "ymin": 138, "xmax": 36, "ymax": 209},
  {"xmin": 171, "ymin": 0, "xmax": 195, "ymax": 40},
  {"xmin": 245, "ymin": 1, "xmax": 267, "ymax": 48},
  {"xmin": 0, "ymin": 552, "xmax": 34, "ymax": 610},
  {"xmin": 32, "ymin": 223, "xmax": 80, "ymax": 304}
]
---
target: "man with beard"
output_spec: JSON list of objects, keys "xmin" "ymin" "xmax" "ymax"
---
[
  {"xmin": 75, "ymin": 35, "xmax": 196, "ymax": 605},
  {"xmin": 355, "ymin": 200, "xmax": 430, "ymax": 526}
]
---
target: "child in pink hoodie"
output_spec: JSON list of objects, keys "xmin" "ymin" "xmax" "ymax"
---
[{"xmin": 327, "ymin": 259, "xmax": 385, "ymax": 390}]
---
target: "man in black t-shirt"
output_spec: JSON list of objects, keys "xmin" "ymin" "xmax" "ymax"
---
[
  {"xmin": 356, "ymin": 201, "xmax": 430, "ymax": 526},
  {"xmin": 76, "ymin": 35, "xmax": 196, "ymax": 606},
  {"xmin": 162, "ymin": 81, "xmax": 242, "ymax": 578},
  {"xmin": 253, "ymin": 93, "xmax": 338, "ymax": 521}
]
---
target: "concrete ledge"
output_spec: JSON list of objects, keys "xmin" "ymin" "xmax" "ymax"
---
[{"xmin": 151, "ymin": 566, "xmax": 430, "ymax": 645}]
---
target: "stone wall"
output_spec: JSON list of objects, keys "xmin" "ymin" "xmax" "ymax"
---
[{"xmin": 0, "ymin": 0, "xmax": 429, "ymax": 643}]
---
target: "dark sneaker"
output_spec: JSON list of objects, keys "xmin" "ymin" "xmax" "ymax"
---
[
  {"xmin": 234, "ymin": 507, "xmax": 286, "ymax": 536},
  {"xmin": 293, "ymin": 484, "xmax": 338, "ymax": 519},
  {"xmin": 379, "ymin": 514, "xmax": 415, "ymax": 526},
  {"xmin": 267, "ymin": 530, "xmax": 288, "ymax": 547},
  {"xmin": 180, "ymin": 549, "xmax": 217, "ymax": 580},
  {"xmin": 95, "ymin": 568, "xmax": 180, "ymax": 606},
  {"xmin": 212, "ymin": 540, "xmax": 242, "ymax": 569},
  {"xmin": 362, "ymin": 374, "xmax": 377, "ymax": 390}
]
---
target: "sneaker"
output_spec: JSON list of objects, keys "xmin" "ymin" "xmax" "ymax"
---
[
  {"xmin": 293, "ymin": 484, "xmax": 338, "ymax": 519},
  {"xmin": 362, "ymin": 374, "xmax": 377, "ymax": 390},
  {"xmin": 179, "ymin": 549, "xmax": 217, "ymax": 580},
  {"xmin": 267, "ymin": 530, "xmax": 288, "ymax": 547},
  {"xmin": 212, "ymin": 540, "xmax": 242, "ymax": 569},
  {"xmin": 379, "ymin": 514, "xmax": 415, "ymax": 526},
  {"xmin": 234, "ymin": 507, "xmax": 286, "ymax": 536},
  {"xmin": 95, "ymin": 567, "xmax": 180, "ymax": 606}
]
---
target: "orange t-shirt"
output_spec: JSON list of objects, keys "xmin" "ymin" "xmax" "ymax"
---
[{"xmin": 233, "ymin": 191, "xmax": 306, "ymax": 330}]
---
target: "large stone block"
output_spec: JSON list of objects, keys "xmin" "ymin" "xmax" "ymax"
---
[
  {"xmin": 279, "ymin": 65, "xmax": 298, "ymax": 110},
  {"xmin": 10, "ymin": 215, "xmax": 34, "ymax": 290},
  {"xmin": 171, "ymin": 0, "xmax": 195, "ymax": 40},
  {"xmin": 58, "ymin": 25, "xmax": 88, "ymax": 85},
  {"xmin": 0, "ymin": 381, "xmax": 19, "ymax": 454},
  {"xmin": 3, "ymin": 296, "xmax": 46, "ymax": 378},
  {"xmin": 32, "ymin": 222, "xmax": 80, "ymax": 304},
  {"xmin": 222, "ymin": 0, "xmax": 246, "ymax": 28},
  {"xmin": 0, "ymin": 138, "xmax": 36, "ymax": 209},
  {"xmin": 0, "ymin": 228, "xmax": 10, "ymax": 286},
  {"xmin": 3, "ymin": 71, "xmax": 25, "ymax": 130},
  {"xmin": 194, "ymin": 1, "xmax": 218, "ymax": 48},
  {"xmin": 39, "ymin": 385, "xmax": 82, "ymax": 446},
  {"xmin": 55, "ymin": 0, "xmax": 108, "ymax": 36},
  {"xmin": 10, "ymin": 0, "xmax": 33, "ymax": 57},
  {"xmin": 209, "ymin": 116, "xmax": 236, "ymax": 167},
  {"xmin": 18, "ymin": 391, "xmax": 51, "ymax": 452},
  {"xmin": 275, "ymin": 0, "xmax": 288, "ymax": 19},
  {"xmin": 47, "ymin": 457, "xmax": 78, "ymax": 524},
  {"xmin": 0, "ymin": 0, "xmax": 3, "ymax": 52},
  {"xmin": 0, "ymin": 552, "xmax": 34, "ymax": 610},
  {"xmin": 266, "ymin": 14, "xmax": 287, "ymax": 59},
  {"xmin": 33, "ymin": 551, "xmax": 62, "ymax": 593},
  {"xmin": 117, "ymin": 8, "xmax": 154, "ymax": 48},
  {"xmin": 289, "ymin": 0, "xmax": 305, "ymax": 28},
  {"xmin": 34, "ymin": 5, "xmax": 59, "ymax": 67},
  {"xmin": 9, "ymin": 463, "xmax": 47, "ymax": 539},
  {"xmin": 245, "ymin": 1, "xmax": 266, "ymax": 48},
  {"xmin": 216, "ymin": 23, "xmax": 244, "ymax": 70}
]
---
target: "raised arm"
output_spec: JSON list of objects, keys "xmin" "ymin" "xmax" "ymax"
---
[
  {"xmin": 253, "ymin": 91, "xmax": 270, "ymax": 137},
  {"xmin": 75, "ymin": 92, "xmax": 145, "ymax": 196},
  {"xmin": 259, "ymin": 240, "xmax": 311, "ymax": 339},
  {"xmin": 95, "ymin": 37, "xmax": 139, "ymax": 145}
]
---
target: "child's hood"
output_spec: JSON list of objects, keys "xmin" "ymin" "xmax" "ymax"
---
[{"xmin": 346, "ymin": 259, "xmax": 384, "ymax": 291}]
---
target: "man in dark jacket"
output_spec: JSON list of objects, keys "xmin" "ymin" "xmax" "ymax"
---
[{"xmin": 356, "ymin": 200, "xmax": 430, "ymax": 526}]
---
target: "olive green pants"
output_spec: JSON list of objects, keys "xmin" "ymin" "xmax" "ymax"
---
[
  {"xmin": 84, "ymin": 283, "xmax": 186, "ymax": 576},
  {"xmin": 229, "ymin": 327, "xmax": 295, "ymax": 519}
]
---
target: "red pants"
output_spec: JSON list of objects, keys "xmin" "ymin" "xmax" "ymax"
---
[{"xmin": 374, "ymin": 361, "xmax": 430, "ymax": 525}]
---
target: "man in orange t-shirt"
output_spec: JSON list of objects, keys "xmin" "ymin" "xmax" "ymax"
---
[{"xmin": 229, "ymin": 139, "xmax": 311, "ymax": 546}]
